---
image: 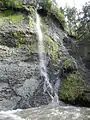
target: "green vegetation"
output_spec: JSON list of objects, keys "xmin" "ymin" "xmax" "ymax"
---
[
  {"xmin": 13, "ymin": 30, "xmax": 38, "ymax": 53},
  {"xmin": 59, "ymin": 72, "xmax": 85, "ymax": 102},
  {"xmin": 64, "ymin": 2, "xmax": 90, "ymax": 41},
  {"xmin": 28, "ymin": 16, "xmax": 36, "ymax": 32},
  {"xmin": 47, "ymin": 4, "xmax": 65, "ymax": 28},
  {"xmin": 0, "ymin": 0, "xmax": 36, "ymax": 14},
  {"xmin": 0, "ymin": 0, "xmax": 22, "ymax": 9},
  {"xmin": 12, "ymin": 31, "xmax": 25, "ymax": 47},
  {"xmin": 28, "ymin": 41, "xmax": 38, "ymax": 54},
  {"xmin": 0, "ymin": 10, "xmax": 12, "ymax": 25},
  {"xmin": 40, "ymin": 0, "xmax": 65, "ymax": 29},
  {"xmin": 62, "ymin": 59, "xmax": 76, "ymax": 70},
  {"xmin": 23, "ymin": 5, "xmax": 35, "ymax": 13},
  {"xmin": 44, "ymin": 35, "xmax": 60, "ymax": 65},
  {"xmin": 9, "ymin": 14, "xmax": 23, "ymax": 24},
  {"xmin": 0, "ymin": 10, "xmax": 24, "ymax": 26},
  {"xmin": 64, "ymin": 7, "xmax": 78, "ymax": 37},
  {"xmin": 77, "ymin": 2, "xmax": 90, "ymax": 41}
]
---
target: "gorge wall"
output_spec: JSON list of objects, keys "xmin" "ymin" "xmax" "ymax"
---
[{"xmin": 0, "ymin": 0, "xmax": 90, "ymax": 110}]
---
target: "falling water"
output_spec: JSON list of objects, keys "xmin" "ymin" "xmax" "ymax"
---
[{"xmin": 36, "ymin": 13, "xmax": 59, "ymax": 103}]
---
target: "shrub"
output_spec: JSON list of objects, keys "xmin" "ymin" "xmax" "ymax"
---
[
  {"xmin": 0, "ymin": 0, "xmax": 22, "ymax": 9},
  {"xmin": 58, "ymin": 72, "xmax": 85, "ymax": 103}
]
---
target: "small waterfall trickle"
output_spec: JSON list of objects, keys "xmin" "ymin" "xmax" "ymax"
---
[{"xmin": 36, "ymin": 13, "xmax": 59, "ymax": 104}]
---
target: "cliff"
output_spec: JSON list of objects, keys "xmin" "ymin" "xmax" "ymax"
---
[{"xmin": 0, "ymin": 0, "xmax": 89, "ymax": 110}]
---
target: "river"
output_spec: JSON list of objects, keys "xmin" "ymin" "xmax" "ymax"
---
[{"xmin": 0, "ymin": 103, "xmax": 90, "ymax": 120}]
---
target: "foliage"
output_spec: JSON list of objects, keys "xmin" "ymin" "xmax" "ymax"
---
[
  {"xmin": 12, "ymin": 31, "xmax": 25, "ymax": 47},
  {"xmin": 9, "ymin": 14, "xmax": 23, "ymax": 24},
  {"xmin": 64, "ymin": 2, "xmax": 90, "ymax": 41},
  {"xmin": 62, "ymin": 59, "xmax": 76, "ymax": 70},
  {"xmin": 40, "ymin": 0, "xmax": 65, "ymax": 29},
  {"xmin": 59, "ymin": 72, "xmax": 84, "ymax": 102},
  {"xmin": 44, "ymin": 35, "xmax": 60, "ymax": 65},
  {"xmin": 64, "ymin": 6, "xmax": 78, "ymax": 37},
  {"xmin": 0, "ymin": 0, "xmax": 22, "ymax": 9},
  {"xmin": 77, "ymin": 2, "xmax": 90, "ymax": 41},
  {"xmin": 40, "ymin": 0, "xmax": 52, "ymax": 9},
  {"xmin": 0, "ymin": 10, "xmax": 24, "ymax": 26},
  {"xmin": 48, "ymin": 4, "xmax": 65, "ymax": 29}
]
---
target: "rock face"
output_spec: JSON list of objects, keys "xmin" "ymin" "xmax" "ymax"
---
[
  {"xmin": 0, "ymin": 45, "xmax": 40, "ymax": 110},
  {"xmin": 0, "ymin": 0, "xmax": 90, "ymax": 110},
  {"xmin": 0, "ymin": 0, "xmax": 62, "ymax": 110},
  {"xmin": 60, "ymin": 36, "xmax": 90, "ymax": 106}
]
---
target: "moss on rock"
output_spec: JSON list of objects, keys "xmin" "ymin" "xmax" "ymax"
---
[
  {"xmin": 39, "ymin": 0, "xmax": 65, "ymax": 29},
  {"xmin": 58, "ymin": 72, "xmax": 85, "ymax": 104},
  {"xmin": 0, "ymin": 10, "xmax": 24, "ymax": 26},
  {"xmin": 28, "ymin": 16, "xmax": 36, "ymax": 32},
  {"xmin": 14, "ymin": 30, "xmax": 38, "ymax": 53},
  {"xmin": 12, "ymin": 31, "xmax": 25, "ymax": 47},
  {"xmin": 0, "ymin": 0, "xmax": 36, "ymax": 15},
  {"xmin": 62, "ymin": 58, "xmax": 76, "ymax": 73},
  {"xmin": 47, "ymin": 3, "xmax": 65, "ymax": 28},
  {"xmin": 28, "ymin": 41, "xmax": 38, "ymax": 54},
  {"xmin": 0, "ymin": 0, "xmax": 22, "ymax": 9},
  {"xmin": 44, "ymin": 35, "xmax": 60, "ymax": 65},
  {"xmin": 9, "ymin": 13, "xmax": 24, "ymax": 24},
  {"xmin": 23, "ymin": 5, "xmax": 35, "ymax": 14}
]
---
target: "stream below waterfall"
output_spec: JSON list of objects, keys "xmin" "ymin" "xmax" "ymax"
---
[{"xmin": 0, "ymin": 104, "xmax": 90, "ymax": 120}]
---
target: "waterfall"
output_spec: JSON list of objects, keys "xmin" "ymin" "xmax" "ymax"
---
[{"xmin": 36, "ymin": 13, "xmax": 59, "ymax": 104}]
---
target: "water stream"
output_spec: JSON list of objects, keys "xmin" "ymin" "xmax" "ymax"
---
[
  {"xmin": 0, "ymin": 104, "xmax": 90, "ymax": 120},
  {"xmin": 36, "ymin": 13, "xmax": 59, "ymax": 103}
]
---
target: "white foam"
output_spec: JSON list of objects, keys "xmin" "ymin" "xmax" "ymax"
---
[{"xmin": 0, "ymin": 110, "xmax": 25, "ymax": 120}]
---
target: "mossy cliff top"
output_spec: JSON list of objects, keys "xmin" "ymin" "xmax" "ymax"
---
[
  {"xmin": 0, "ymin": 0, "xmax": 65, "ymax": 29},
  {"xmin": 0, "ymin": 0, "xmax": 23, "ymax": 9},
  {"xmin": 38, "ymin": 0, "xmax": 65, "ymax": 29},
  {"xmin": 0, "ymin": 0, "xmax": 37, "ymax": 8}
]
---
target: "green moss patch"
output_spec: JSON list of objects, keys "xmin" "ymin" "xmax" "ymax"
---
[
  {"xmin": 58, "ymin": 72, "xmax": 85, "ymax": 103},
  {"xmin": 0, "ymin": 10, "xmax": 24, "ymax": 26},
  {"xmin": 0, "ymin": 0, "xmax": 22, "ymax": 9},
  {"xmin": 47, "ymin": 3, "xmax": 65, "ymax": 28},
  {"xmin": 14, "ymin": 31, "xmax": 38, "ymax": 53},
  {"xmin": 9, "ymin": 13, "xmax": 24, "ymax": 24},
  {"xmin": 28, "ymin": 41, "xmax": 38, "ymax": 54},
  {"xmin": 23, "ymin": 5, "xmax": 35, "ymax": 14},
  {"xmin": 44, "ymin": 35, "xmax": 60, "ymax": 65},
  {"xmin": 62, "ymin": 58, "xmax": 76, "ymax": 71},
  {"xmin": 0, "ymin": 10, "xmax": 11, "ymax": 25},
  {"xmin": 12, "ymin": 31, "xmax": 25, "ymax": 47},
  {"xmin": 28, "ymin": 16, "xmax": 36, "ymax": 32},
  {"xmin": 40, "ymin": 0, "xmax": 65, "ymax": 29}
]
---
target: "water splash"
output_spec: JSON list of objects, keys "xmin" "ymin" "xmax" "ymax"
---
[
  {"xmin": 0, "ymin": 105, "xmax": 90, "ymax": 120},
  {"xmin": 0, "ymin": 109, "xmax": 25, "ymax": 120},
  {"xmin": 36, "ymin": 13, "xmax": 59, "ymax": 104}
]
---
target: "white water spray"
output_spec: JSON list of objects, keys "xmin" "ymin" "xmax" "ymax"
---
[
  {"xmin": 36, "ymin": 13, "xmax": 59, "ymax": 103},
  {"xmin": 0, "ymin": 109, "xmax": 25, "ymax": 120}
]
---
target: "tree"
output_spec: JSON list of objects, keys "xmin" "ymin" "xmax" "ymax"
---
[
  {"xmin": 77, "ymin": 2, "xmax": 90, "ymax": 41},
  {"xmin": 64, "ymin": 6, "xmax": 78, "ymax": 37}
]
